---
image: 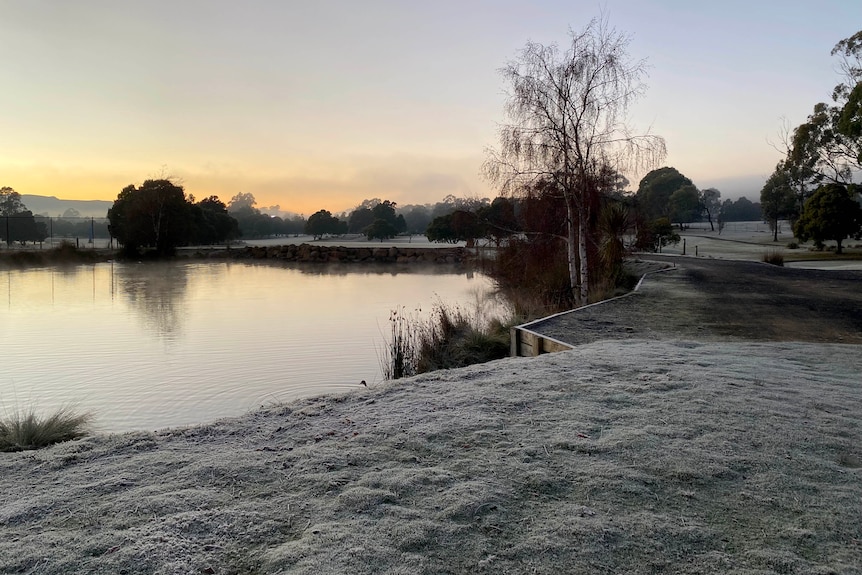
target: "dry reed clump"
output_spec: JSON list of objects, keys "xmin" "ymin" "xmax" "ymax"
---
[
  {"xmin": 415, "ymin": 305, "xmax": 511, "ymax": 373},
  {"xmin": 382, "ymin": 303, "xmax": 511, "ymax": 379},
  {"xmin": 383, "ymin": 306, "xmax": 420, "ymax": 380},
  {"xmin": 762, "ymin": 250, "xmax": 785, "ymax": 266},
  {"xmin": 0, "ymin": 406, "xmax": 92, "ymax": 452}
]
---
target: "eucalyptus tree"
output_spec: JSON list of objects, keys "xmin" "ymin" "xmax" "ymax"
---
[
  {"xmin": 785, "ymin": 30, "xmax": 861, "ymax": 190},
  {"xmin": 760, "ymin": 164, "xmax": 797, "ymax": 241},
  {"xmin": 485, "ymin": 18, "xmax": 665, "ymax": 305},
  {"xmin": 304, "ymin": 210, "xmax": 346, "ymax": 239},
  {"xmin": 0, "ymin": 186, "xmax": 44, "ymax": 245},
  {"xmin": 699, "ymin": 188, "xmax": 721, "ymax": 231},
  {"xmin": 635, "ymin": 167, "xmax": 694, "ymax": 222},
  {"xmin": 0, "ymin": 186, "xmax": 27, "ymax": 216},
  {"xmin": 668, "ymin": 184, "xmax": 702, "ymax": 227},
  {"xmin": 793, "ymin": 183, "xmax": 862, "ymax": 254},
  {"xmin": 107, "ymin": 179, "xmax": 192, "ymax": 256}
]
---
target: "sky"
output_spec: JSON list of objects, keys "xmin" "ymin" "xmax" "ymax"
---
[{"xmin": 1, "ymin": 0, "xmax": 860, "ymax": 216}]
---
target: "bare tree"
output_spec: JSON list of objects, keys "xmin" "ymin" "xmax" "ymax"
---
[{"xmin": 484, "ymin": 17, "xmax": 665, "ymax": 305}]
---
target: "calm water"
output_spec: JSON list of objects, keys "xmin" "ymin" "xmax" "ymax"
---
[{"xmin": 1, "ymin": 261, "xmax": 502, "ymax": 433}]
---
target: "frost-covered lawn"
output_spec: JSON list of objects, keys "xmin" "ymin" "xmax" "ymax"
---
[{"xmin": 1, "ymin": 340, "xmax": 859, "ymax": 574}]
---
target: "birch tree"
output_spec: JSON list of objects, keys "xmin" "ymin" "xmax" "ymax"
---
[{"xmin": 485, "ymin": 17, "xmax": 665, "ymax": 305}]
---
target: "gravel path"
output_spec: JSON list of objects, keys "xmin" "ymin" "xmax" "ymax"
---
[{"xmin": 529, "ymin": 256, "xmax": 862, "ymax": 346}]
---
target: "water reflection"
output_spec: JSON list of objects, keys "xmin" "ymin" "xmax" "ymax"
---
[
  {"xmin": 117, "ymin": 263, "xmax": 190, "ymax": 339},
  {"xmin": 2, "ymin": 263, "xmax": 108, "ymax": 310},
  {"xmin": 259, "ymin": 260, "xmax": 474, "ymax": 278},
  {"xmin": 1, "ymin": 261, "xmax": 499, "ymax": 432}
]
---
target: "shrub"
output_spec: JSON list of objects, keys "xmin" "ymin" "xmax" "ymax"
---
[
  {"xmin": 786, "ymin": 242, "xmax": 799, "ymax": 249},
  {"xmin": 0, "ymin": 406, "xmax": 92, "ymax": 452},
  {"xmin": 762, "ymin": 250, "xmax": 785, "ymax": 266}
]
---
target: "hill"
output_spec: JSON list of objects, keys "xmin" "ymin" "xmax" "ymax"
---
[{"xmin": 21, "ymin": 194, "xmax": 113, "ymax": 218}]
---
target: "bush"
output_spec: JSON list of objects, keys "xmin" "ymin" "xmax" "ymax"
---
[
  {"xmin": 0, "ymin": 406, "xmax": 92, "ymax": 452},
  {"xmin": 762, "ymin": 250, "xmax": 785, "ymax": 266},
  {"xmin": 786, "ymin": 242, "xmax": 799, "ymax": 249}
]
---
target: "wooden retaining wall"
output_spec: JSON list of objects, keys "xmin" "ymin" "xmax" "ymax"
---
[{"xmin": 509, "ymin": 326, "xmax": 574, "ymax": 357}]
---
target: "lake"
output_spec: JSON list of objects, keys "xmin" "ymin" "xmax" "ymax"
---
[{"xmin": 1, "ymin": 260, "xmax": 503, "ymax": 433}]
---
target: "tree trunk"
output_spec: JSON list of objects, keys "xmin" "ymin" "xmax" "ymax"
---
[
  {"xmin": 564, "ymin": 197, "xmax": 581, "ymax": 307},
  {"xmin": 577, "ymin": 205, "xmax": 589, "ymax": 306}
]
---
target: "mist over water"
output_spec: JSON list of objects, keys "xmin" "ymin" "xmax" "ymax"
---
[{"xmin": 1, "ymin": 261, "xmax": 501, "ymax": 432}]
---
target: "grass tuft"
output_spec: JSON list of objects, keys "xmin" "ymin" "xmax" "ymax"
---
[{"xmin": 0, "ymin": 406, "xmax": 92, "ymax": 452}]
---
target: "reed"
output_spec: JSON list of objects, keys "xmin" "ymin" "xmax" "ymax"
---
[
  {"xmin": 383, "ymin": 302, "xmax": 512, "ymax": 379},
  {"xmin": 382, "ymin": 307, "xmax": 420, "ymax": 380}
]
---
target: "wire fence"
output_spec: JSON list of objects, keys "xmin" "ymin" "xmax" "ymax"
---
[
  {"xmin": 0, "ymin": 216, "xmax": 113, "ymax": 249},
  {"xmin": 685, "ymin": 220, "xmax": 784, "ymax": 234}
]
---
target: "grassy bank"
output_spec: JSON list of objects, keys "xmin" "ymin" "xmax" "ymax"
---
[{"xmin": 0, "ymin": 242, "xmax": 114, "ymax": 268}]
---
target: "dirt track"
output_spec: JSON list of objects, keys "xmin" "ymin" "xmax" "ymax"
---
[{"xmin": 530, "ymin": 256, "xmax": 862, "ymax": 346}]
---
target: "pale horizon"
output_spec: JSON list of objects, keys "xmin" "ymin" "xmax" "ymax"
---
[{"xmin": 1, "ymin": 1, "xmax": 858, "ymax": 215}]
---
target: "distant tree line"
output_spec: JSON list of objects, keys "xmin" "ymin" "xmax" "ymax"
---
[{"xmin": 47, "ymin": 209, "xmax": 111, "ymax": 240}]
